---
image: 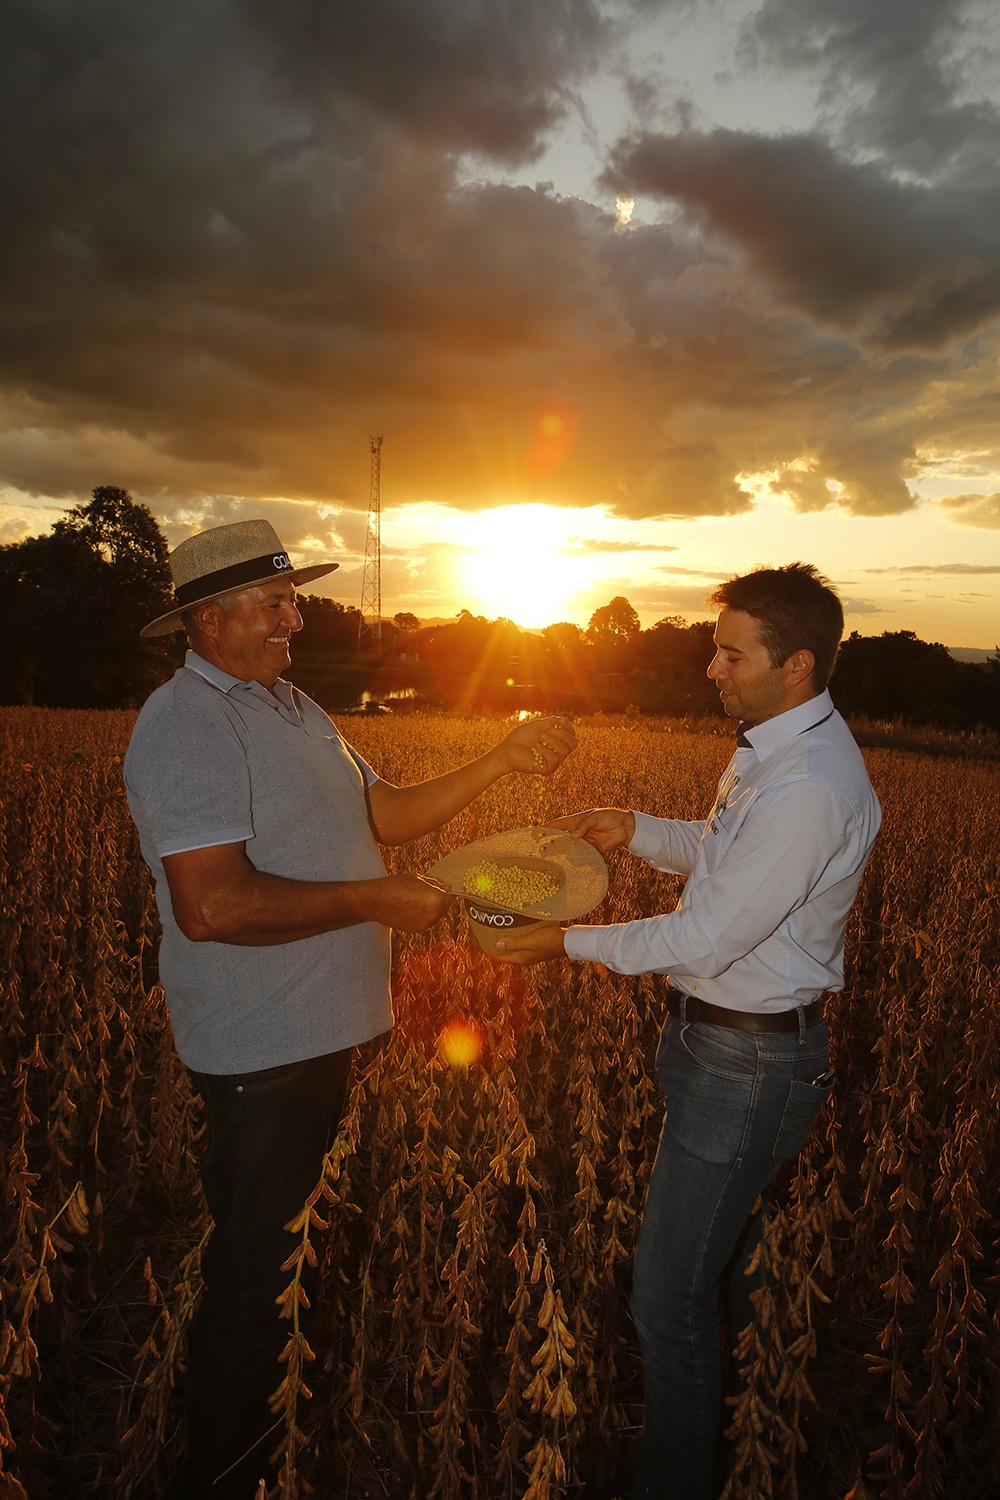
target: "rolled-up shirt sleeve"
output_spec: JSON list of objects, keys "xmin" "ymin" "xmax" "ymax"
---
[{"xmin": 564, "ymin": 780, "xmax": 855, "ymax": 979}]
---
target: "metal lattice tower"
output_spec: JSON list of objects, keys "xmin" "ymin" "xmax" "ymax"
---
[{"xmin": 358, "ymin": 432, "xmax": 383, "ymax": 652}]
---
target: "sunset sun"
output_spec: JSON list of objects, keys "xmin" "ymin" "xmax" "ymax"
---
[{"xmin": 460, "ymin": 505, "xmax": 583, "ymax": 626}]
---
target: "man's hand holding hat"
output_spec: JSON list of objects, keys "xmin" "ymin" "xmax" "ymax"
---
[{"xmin": 494, "ymin": 922, "xmax": 567, "ymax": 965}]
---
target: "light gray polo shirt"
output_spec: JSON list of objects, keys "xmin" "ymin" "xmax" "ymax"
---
[{"xmin": 124, "ymin": 651, "xmax": 392, "ymax": 1073}]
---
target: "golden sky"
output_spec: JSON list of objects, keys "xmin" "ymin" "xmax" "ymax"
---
[{"xmin": 2, "ymin": 0, "xmax": 1000, "ymax": 646}]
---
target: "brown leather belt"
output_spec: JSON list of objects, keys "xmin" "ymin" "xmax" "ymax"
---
[{"xmin": 667, "ymin": 993, "xmax": 826, "ymax": 1033}]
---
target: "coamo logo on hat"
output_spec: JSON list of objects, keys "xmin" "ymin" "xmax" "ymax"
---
[
  {"xmin": 427, "ymin": 825, "xmax": 608, "ymax": 955},
  {"xmin": 141, "ymin": 519, "xmax": 339, "ymax": 638},
  {"xmin": 466, "ymin": 904, "xmax": 538, "ymax": 929}
]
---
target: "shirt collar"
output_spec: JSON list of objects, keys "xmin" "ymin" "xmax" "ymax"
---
[
  {"xmin": 737, "ymin": 689, "xmax": 834, "ymax": 761},
  {"xmin": 183, "ymin": 649, "xmax": 296, "ymax": 712}
]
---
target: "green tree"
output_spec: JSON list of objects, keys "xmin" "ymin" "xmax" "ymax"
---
[
  {"xmin": 586, "ymin": 595, "xmax": 640, "ymax": 675},
  {"xmin": 296, "ymin": 595, "xmax": 362, "ymax": 653},
  {"xmin": 586, "ymin": 596, "xmax": 641, "ymax": 645},
  {"xmin": 543, "ymin": 620, "xmax": 586, "ymax": 652},
  {"xmin": 0, "ymin": 487, "xmax": 177, "ymax": 707},
  {"xmin": 635, "ymin": 617, "xmax": 719, "ymax": 714},
  {"xmin": 832, "ymin": 630, "xmax": 1000, "ymax": 731}
]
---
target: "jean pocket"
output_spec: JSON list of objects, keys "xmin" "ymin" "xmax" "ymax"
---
[
  {"xmin": 235, "ymin": 1058, "xmax": 309, "ymax": 1096},
  {"xmin": 676, "ymin": 1019, "xmax": 757, "ymax": 1082},
  {"xmin": 772, "ymin": 1073, "xmax": 835, "ymax": 1167}
]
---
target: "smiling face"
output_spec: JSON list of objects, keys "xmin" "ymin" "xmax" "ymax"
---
[
  {"xmin": 707, "ymin": 607, "xmax": 816, "ymax": 725},
  {"xmin": 190, "ymin": 579, "xmax": 303, "ymax": 687}
]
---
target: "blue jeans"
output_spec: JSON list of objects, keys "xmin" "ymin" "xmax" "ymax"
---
[
  {"xmin": 630, "ymin": 1012, "xmax": 833, "ymax": 1500},
  {"xmin": 173, "ymin": 1047, "xmax": 353, "ymax": 1500}
]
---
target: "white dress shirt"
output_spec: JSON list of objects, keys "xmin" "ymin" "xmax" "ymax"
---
[{"xmin": 563, "ymin": 691, "xmax": 881, "ymax": 1013}]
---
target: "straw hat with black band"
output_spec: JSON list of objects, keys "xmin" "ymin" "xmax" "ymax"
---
[{"xmin": 141, "ymin": 518, "xmax": 339, "ymax": 639}]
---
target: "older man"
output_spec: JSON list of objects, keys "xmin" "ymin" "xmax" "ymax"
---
[
  {"xmin": 496, "ymin": 563, "xmax": 880, "ymax": 1500},
  {"xmin": 124, "ymin": 518, "xmax": 576, "ymax": 1500}
]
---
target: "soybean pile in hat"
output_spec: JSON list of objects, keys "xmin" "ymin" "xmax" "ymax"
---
[{"xmin": 428, "ymin": 825, "xmax": 608, "ymax": 955}]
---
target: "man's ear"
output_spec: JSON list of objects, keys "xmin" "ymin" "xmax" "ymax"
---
[
  {"xmin": 785, "ymin": 648, "xmax": 816, "ymax": 687},
  {"xmin": 190, "ymin": 600, "xmax": 222, "ymax": 639}
]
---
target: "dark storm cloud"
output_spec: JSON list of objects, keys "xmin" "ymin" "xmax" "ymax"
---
[
  {"xmin": 594, "ymin": 1, "xmax": 1000, "ymax": 520},
  {"xmin": 733, "ymin": 1, "xmax": 1000, "ymax": 345},
  {"xmin": 742, "ymin": 0, "xmax": 1000, "ymax": 181},
  {"xmin": 0, "ymin": 0, "xmax": 625, "ymax": 506},
  {"xmin": 588, "ymin": 210, "xmax": 960, "ymax": 518},
  {"xmin": 1, "ymin": 0, "xmax": 1000, "ymax": 533},
  {"xmin": 243, "ymin": 0, "xmax": 613, "ymax": 164},
  {"xmin": 604, "ymin": 128, "xmax": 1000, "ymax": 348}
]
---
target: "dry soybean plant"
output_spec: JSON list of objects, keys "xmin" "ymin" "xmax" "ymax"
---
[{"xmin": 0, "ymin": 708, "xmax": 998, "ymax": 1499}]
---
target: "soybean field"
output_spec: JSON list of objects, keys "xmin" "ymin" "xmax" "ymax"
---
[{"xmin": 0, "ymin": 707, "xmax": 998, "ymax": 1500}]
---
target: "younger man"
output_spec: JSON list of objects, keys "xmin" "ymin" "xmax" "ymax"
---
[{"xmin": 496, "ymin": 563, "xmax": 880, "ymax": 1499}]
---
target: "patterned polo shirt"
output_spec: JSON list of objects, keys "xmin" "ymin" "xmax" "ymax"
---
[{"xmin": 124, "ymin": 651, "xmax": 391, "ymax": 1072}]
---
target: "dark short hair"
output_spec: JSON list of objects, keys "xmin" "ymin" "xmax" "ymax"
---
[{"xmin": 709, "ymin": 563, "xmax": 844, "ymax": 689}]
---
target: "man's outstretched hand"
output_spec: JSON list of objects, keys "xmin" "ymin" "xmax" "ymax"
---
[{"xmin": 497, "ymin": 716, "xmax": 577, "ymax": 777}]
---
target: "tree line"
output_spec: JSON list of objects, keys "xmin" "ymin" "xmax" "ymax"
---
[
  {"xmin": 0, "ymin": 487, "xmax": 180, "ymax": 708},
  {"xmin": 290, "ymin": 592, "xmax": 1000, "ymax": 731},
  {"xmin": 2, "ymin": 490, "xmax": 998, "ymax": 732}
]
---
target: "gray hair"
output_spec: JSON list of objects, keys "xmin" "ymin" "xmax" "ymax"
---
[{"xmin": 181, "ymin": 588, "xmax": 243, "ymax": 637}]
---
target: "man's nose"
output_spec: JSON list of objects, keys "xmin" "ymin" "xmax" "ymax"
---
[
  {"xmin": 284, "ymin": 602, "xmax": 304, "ymax": 632},
  {"xmin": 707, "ymin": 652, "xmax": 723, "ymax": 680}
]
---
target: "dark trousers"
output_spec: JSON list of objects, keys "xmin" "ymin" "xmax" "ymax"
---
[{"xmin": 172, "ymin": 1048, "xmax": 353, "ymax": 1500}]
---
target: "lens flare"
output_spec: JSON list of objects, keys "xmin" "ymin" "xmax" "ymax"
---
[
  {"xmin": 440, "ymin": 1017, "xmax": 483, "ymax": 1068},
  {"xmin": 526, "ymin": 399, "xmax": 579, "ymax": 475}
]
